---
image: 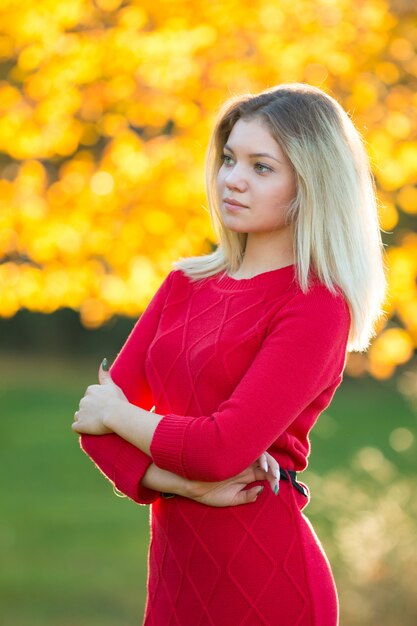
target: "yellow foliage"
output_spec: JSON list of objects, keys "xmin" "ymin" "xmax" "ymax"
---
[
  {"xmin": 0, "ymin": 0, "xmax": 416, "ymax": 378},
  {"xmin": 369, "ymin": 327, "xmax": 414, "ymax": 367},
  {"xmin": 397, "ymin": 186, "xmax": 417, "ymax": 215}
]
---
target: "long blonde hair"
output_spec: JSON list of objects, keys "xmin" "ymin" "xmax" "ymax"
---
[{"xmin": 174, "ymin": 83, "xmax": 388, "ymax": 353}]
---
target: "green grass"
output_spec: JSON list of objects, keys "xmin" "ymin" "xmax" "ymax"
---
[
  {"xmin": 1, "ymin": 353, "xmax": 149, "ymax": 626},
  {"xmin": 304, "ymin": 372, "xmax": 416, "ymax": 476},
  {"xmin": 1, "ymin": 351, "xmax": 416, "ymax": 625}
]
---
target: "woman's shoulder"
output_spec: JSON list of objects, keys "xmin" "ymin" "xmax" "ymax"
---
[
  {"xmin": 163, "ymin": 268, "xmax": 206, "ymax": 298},
  {"xmin": 167, "ymin": 267, "xmax": 215, "ymax": 290},
  {"xmin": 282, "ymin": 276, "xmax": 351, "ymax": 333},
  {"xmin": 262, "ymin": 280, "xmax": 351, "ymax": 366}
]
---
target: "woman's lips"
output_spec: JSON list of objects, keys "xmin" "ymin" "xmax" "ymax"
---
[{"xmin": 223, "ymin": 200, "xmax": 248, "ymax": 212}]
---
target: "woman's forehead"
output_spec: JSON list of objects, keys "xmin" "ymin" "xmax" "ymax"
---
[{"xmin": 225, "ymin": 118, "xmax": 286, "ymax": 161}]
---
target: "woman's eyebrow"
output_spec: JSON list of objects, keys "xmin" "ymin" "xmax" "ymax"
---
[{"xmin": 223, "ymin": 143, "xmax": 281, "ymax": 163}]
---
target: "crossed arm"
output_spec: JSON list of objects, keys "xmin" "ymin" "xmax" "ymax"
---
[
  {"xmin": 74, "ymin": 273, "xmax": 350, "ymax": 506},
  {"xmin": 72, "ymin": 360, "xmax": 279, "ymax": 503}
]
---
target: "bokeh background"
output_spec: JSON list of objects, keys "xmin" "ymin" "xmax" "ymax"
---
[{"xmin": 1, "ymin": 0, "xmax": 417, "ymax": 624}]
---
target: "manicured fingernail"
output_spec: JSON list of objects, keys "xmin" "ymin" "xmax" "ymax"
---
[
  {"xmin": 256, "ymin": 486, "xmax": 264, "ymax": 496},
  {"xmin": 274, "ymin": 481, "xmax": 279, "ymax": 496},
  {"xmin": 102, "ymin": 358, "xmax": 108, "ymax": 371}
]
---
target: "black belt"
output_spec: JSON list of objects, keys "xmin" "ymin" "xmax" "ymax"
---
[
  {"xmin": 161, "ymin": 469, "xmax": 308, "ymax": 499},
  {"xmin": 280, "ymin": 468, "xmax": 309, "ymax": 497}
]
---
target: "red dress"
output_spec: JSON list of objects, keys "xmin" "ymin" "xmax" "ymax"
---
[{"xmin": 80, "ymin": 264, "xmax": 351, "ymax": 625}]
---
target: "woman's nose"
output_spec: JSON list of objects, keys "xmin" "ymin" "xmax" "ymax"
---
[{"xmin": 224, "ymin": 167, "xmax": 247, "ymax": 191}]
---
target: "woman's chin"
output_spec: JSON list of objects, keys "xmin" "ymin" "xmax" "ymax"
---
[{"xmin": 221, "ymin": 218, "xmax": 248, "ymax": 233}]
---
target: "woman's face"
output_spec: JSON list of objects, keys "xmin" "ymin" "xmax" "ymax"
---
[{"xmin": 216, "ymin": 117, "xmax": 296, "ymax": 235}]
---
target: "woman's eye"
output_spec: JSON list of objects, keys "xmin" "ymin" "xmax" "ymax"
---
[
  {"xmin": 254, "ymin": 162, "xmax": 272, "ymax": 173},
  {"xmin": 220, "ymin": 155, "xmax": 271, "ymax": 173},
  {"xmin": 221, "ymin": 154, "xmax": 234, "ymax": 165}
]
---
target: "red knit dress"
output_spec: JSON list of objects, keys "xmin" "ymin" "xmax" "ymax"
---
[{"xmin": 80, "ymin": 264, "xmax": 351, "ymax": 626}]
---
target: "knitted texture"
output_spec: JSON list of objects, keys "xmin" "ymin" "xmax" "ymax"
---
[{"xmin": 81, "ymin": 264, "xmax": 351, "ymax": 625}]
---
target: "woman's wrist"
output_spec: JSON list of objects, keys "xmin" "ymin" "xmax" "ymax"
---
[
  {"xmin": 141, "ymin": 463, "xmax": 192, "ymax": 498},
  {"xmin": 101, "ymin": 399, "xmax": 123, "ymax": 432},
  {"xmin": 102, "ymin": 399, "xmax": 163, "ymax": 456}
]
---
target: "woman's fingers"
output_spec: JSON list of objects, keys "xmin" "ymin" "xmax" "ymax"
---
[
  {"xmin": 259, "ymin": 453, "xmax": 268, "ymax": 473},
  {"xmin": 256, "ymin": 451, "xmax": 280, "ymax": 495},
  {"xmin": 253, "ymin": 452, "xmax": 281, "ymax": 495},
  {"xmin": 235, "ymin": 485, "xmax": 264, "ymax": 506},
  {"xmin": 253, "ymin": 466, "xmax": 267, "ymax": 481},
  {"xmin": 265, "ymin": 452, "xmax": 280, "ymax": 495}
]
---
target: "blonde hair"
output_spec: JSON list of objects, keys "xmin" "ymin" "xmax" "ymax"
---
[{"xmin": 173, "ymin": 83, "xmax": 388, "ymax": 353}]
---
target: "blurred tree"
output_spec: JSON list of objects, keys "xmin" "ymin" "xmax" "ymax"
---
[{"xmin": 0, "ymin": 0, "xmax": 416, "ymax": 379}]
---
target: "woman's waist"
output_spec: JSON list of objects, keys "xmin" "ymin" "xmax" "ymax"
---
[{"xmin": 154, "ymin": 469, "xmax": 310, "ymax": 518}]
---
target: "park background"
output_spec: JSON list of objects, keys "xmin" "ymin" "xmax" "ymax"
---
[{"xmin": 1, "ymin": 0, "xmax": 416, "ymax": 624}]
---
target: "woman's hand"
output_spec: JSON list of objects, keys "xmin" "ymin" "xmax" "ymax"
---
[
  {"xmin": 257, "ymin": 450, "xmax": 281, "ymax": 495},
  {"xmin": 185, "ymin": 451, "xmax": 281, "ymax": 507},
  {"xmin": 72, "ymin": 359, "xmax": 128, "ymax": 436}
]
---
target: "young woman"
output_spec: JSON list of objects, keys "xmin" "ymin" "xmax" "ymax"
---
[{"xmin": 72, "ymin": 83, "xmax": 387, "ymax": 625}]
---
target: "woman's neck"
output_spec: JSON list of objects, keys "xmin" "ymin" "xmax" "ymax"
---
[{"xmin": 230, "ymin": 231, "xmax": 295, "ymax": 279}]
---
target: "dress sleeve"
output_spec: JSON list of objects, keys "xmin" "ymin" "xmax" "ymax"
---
[
  {"xmin": 79, "ymin": 270, "xmax": 175, "ymax": 505},
  {"xmin": 149, "ymin": 284, "xmax": 351, "ymax": 481}
]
